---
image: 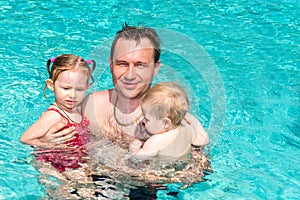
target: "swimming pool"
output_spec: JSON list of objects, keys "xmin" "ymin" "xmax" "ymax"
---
[{"xmin": 1, "ymin": 0, "xmax": 299, "ymax": 199}]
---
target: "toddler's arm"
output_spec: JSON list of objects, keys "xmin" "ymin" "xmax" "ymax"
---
[{"xmin": 132, "ymin": 136, "xmax": 159, "ymax": 160}]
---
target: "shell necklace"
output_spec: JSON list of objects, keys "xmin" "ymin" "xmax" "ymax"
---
[{"xmin": 113, "ymin": 95, "xmax": 143, "ymax": 126}]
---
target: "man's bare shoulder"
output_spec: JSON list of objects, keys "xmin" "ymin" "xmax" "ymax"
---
[
  {"xmin": 83, "ymin": 89, "xmax": 112, "ymax": 112},
  {"xmin": 83, "ymin": 89, "xmax": 113, "ymax": 120},
  {"xmin": 86, "ymin": 90, "xmax": 111, "ymax": 102}
]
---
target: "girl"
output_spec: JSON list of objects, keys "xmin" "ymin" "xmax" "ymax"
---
[{"xmin": 20, "ymin": 54, "xmax": 96, "ymax": 172}]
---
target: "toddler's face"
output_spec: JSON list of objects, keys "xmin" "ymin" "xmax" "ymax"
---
[
  {"xmin": 53, "ymin": 70, "xmax": 89, "ymax": 111},
  {"xmin": 141, "ymin": 108, "xmax": 165, "ymax": 135}
]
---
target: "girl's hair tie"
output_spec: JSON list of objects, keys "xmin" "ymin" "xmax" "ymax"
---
[
  {"xmin": 50, "ymin": 57, "xmax": 56, "ymax": 62},
  {"xmin": 86, "ymin": 60, "xmax": 92, "ymax": 65}
]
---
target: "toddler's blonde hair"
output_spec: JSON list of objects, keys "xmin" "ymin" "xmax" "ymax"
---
[{"xmin": 141, "ymin": 82, "xmax": 189, "ymax": 126}]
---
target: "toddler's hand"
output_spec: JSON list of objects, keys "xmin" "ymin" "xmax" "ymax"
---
[{"xmin": 129, "ymin": 139, "xmax": 144, "ymax": 153}]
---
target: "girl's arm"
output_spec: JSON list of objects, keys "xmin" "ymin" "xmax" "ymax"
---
[
  {"xmin": 20, "ymin": 111, "xmax": 64, "ymax": 148},
  {"xmin": 184, "ymin": 112, "xmax": 209, "ymax": 146}
]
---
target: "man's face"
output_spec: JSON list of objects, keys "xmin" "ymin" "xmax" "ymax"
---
[{"xmin": 110, "ymin": 38, "xmax": 160, "ymax": 100}]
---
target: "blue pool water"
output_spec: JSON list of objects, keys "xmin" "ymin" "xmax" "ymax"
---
[{"xmin": 0, "ymin": 0, "xmax": 299, "ymax": 199}]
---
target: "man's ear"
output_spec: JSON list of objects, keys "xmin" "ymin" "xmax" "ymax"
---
[
  {"xmin": 153, "ymin": 61, "xmax": 161, "ymax": 77},
  {"xmin": 46, "ymin": 79, "xmax": 54, "ymax": 92},
  {"xmin": 162, "ymin": 117, "xmax": 172, "ymax": 129},
  {"xmin": 109, "ymin": 57, "xmax": 113, "ymax": 73}
]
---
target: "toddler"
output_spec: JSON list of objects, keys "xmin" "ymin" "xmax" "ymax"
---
[
  {"xmin": 130, "ymin": 82, "xmax": 204, "ymax": 161},
  {"xmin": 20, "ymin": 54, "xmax": 96, "ymax": 172}
]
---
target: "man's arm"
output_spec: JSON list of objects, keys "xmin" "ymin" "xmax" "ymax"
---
[
  {"xmin": 23, "ymin": 121, "xmax": 76, "ymax": 148},
  {"xmin": 184, "ymin": 112, "xmax": 209, "ymax": 146},
  {"xmin": 38, "ymin": 121, "xmax": 76, "ymax": 147}
]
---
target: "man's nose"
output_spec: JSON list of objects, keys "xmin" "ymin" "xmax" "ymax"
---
[{"xmin": 124, "ymin": 63, "xmax": 136, "ymax": 79}]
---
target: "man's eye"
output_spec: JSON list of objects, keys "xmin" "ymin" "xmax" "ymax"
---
[
  {"xmin": 116, "ymin": 62, "xmax": 128, "ymax": 67},
  {"xmin": 136, "ymin": 63, "xmax": 147, "ymax": 68}
]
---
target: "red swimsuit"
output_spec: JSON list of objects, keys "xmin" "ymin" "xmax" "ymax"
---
[{"xmin": 35, "ymin": 108, "xmax": 90, "ymax": 172}]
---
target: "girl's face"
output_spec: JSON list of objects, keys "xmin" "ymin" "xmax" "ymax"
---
[{"xmin": 50, "ymin": 70, "xmax": 89, "ymax": 112}]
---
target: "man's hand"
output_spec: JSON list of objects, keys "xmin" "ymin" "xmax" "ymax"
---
[{"xmin": 39, "ymin": 121, "xmax": 76, "ymax": 147}]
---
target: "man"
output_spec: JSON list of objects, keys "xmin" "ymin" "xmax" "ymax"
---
[
  {"xmin": 42, "ymin": 24, "xmax": 209, "ymax": 148},
  {"xmin": 83, "ymin": 25, "xmax": 161, "ymax": 146}
]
